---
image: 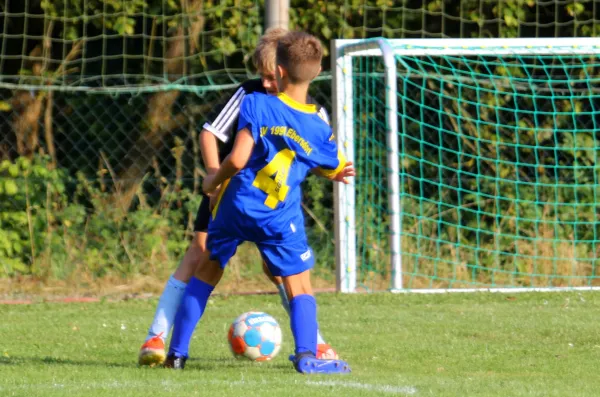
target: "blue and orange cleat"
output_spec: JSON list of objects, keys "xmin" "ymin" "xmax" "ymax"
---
[
  {"xmin": 316, "ymin": 343, "xmax": 339, "ymax": 360},
  {"xmin": 138, "ymin": 333, "xmax": 166, "ymax": 366},
  {"xmin": 289, "ymin": 352, "xmax": 351, "ymax": 374}
]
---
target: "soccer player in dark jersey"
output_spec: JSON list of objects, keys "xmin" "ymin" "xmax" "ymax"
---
[
  {"xmin": 165, "ymin": 31, "xmax": 353, "ymax": 374},
  {"xmin": 139, "ymin": 28, "xmax": 338, "ymax": 366}
]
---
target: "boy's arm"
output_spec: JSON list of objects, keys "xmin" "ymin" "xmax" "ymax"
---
[
  {"xmin": 311, "ymin": 128, "xmax": 356, "ymax": 183},
  {"xmin": 312, "ymin": 146, "xmax": 354, "ymax": 181},
  {"xmin": 308, "ymin": 107, "xmax": 356, "ymax": 182},
  {"xmin": 199, "ymin": 129, "xmax": 220, "ymax": 175},
  {"xmin": 199, "ymin": 84, "xmax": 248, "ymax": 175},
  {"xmin": 203, "ymin": 93, "xmax": 259, "ymax": 195},
  {"xmin": 199, "ymin": 129, "xmax": 221, "ymax": 209},
  {"xmin": 311, "ymin": 144, "xmax": 354, "ymax": 184},
  {"xmin": 203, "ymin": 128, "xmax": 255, "ymax": 195},
  {"xmin": 312, "ymin": 158, "xmax": 355, "ymax": 184}
]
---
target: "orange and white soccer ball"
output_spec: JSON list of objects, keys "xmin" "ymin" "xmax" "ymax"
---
[{"xmin": 227, "ymin": 311, "xmax": 282, "ymax": 361}]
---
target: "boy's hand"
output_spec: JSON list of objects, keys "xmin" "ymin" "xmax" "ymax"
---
[
  {"xmin": 332, "ymin": 161, "xmax": 356, "ymax": 184},
  {"xmin": 203, "ymin": 174, "xmax": 219, "ymax": 195}
]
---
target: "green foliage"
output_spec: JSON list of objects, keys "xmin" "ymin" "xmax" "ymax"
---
[
  {"xmin": 12, "ymin": 0, "xmax": 598, "ymax": 85},
  {"xmin": 32, "ymin": 0, "xmax": 262, "ymax": 83},
  {"xmin": 209, "ymin": 0, "xmax": 261, "ymax": 62},
  {"xmin": 2, "ymin": 1, "xmax": 600, "ymax": 288},
  {"xmin": 41, "ymin": 0, "xmax": 149, "ymax": 39},
  {"xmin": 0, "ymin": 156, "xmax": 67, "ymax": 275},
  {"xmin": 0, "ymin": 155, "xmax": 198, "ymax": 279}
]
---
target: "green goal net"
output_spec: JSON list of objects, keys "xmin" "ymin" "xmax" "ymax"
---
[{"xmin": 334, "ymin": 38, "xmax": 600, "ymax": 292}]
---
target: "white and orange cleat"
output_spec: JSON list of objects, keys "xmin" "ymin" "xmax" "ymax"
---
[
  {"xmin": 316, "ymin": 343, "xmax": 339, "ymax": 360},
  {"xmin": 138, "ymin": 333, "xmax": 166, "ymax": 366}
]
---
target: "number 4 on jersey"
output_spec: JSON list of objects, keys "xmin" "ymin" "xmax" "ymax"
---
[{"xmin": 252, "ymin": 149, "xmax": 296, "ymax": 209}]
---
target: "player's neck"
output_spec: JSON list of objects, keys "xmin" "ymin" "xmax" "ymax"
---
[{"xmin": 281, "ymin": 83, "xmax": 310, "ymax": 104}]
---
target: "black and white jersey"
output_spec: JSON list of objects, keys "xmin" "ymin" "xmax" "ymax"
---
[{"xmin": 202, "ymin": 78, "xmax": 330, "ymax": 160}]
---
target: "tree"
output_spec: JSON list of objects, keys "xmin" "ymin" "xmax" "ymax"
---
[{"xmin": 1, "ymin": 0, "xmax": 261, "ymax": 209}]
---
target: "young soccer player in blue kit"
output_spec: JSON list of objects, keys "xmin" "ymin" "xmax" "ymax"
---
[
  {"xmin": 138, "ymin": 28, "xmax": 339, "ymax": 366},
  {"xmin": 164, "ymin": 31, "xmax": 354, "ymax": 374}
]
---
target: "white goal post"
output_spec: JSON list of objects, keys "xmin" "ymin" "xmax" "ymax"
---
[{"xmin": 331, "ymin": 37, "xmax": 600, "ymax": 294}]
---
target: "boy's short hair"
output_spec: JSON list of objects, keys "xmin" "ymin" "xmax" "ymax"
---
[
  {"xmin": 252, "ymin": 27, "xmax": 288, "ymax": 73},
  {"xmin": 276, "ymin": 32, "xmax": 323, "ymax": 84}
]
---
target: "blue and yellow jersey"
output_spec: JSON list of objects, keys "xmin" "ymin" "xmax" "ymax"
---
[{"xmin": 210, "ymin": 92, "xmax": 345, "ymax": 242}]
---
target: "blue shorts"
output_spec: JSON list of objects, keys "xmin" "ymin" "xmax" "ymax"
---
[{"xmin": 206, "ymin": 229, "xmax": 315, "ymax": 277}]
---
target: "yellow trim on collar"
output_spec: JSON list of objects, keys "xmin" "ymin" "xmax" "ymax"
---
[{"xmin": 277, "ymin": 93, "xmax": 317, "ymax": 113}]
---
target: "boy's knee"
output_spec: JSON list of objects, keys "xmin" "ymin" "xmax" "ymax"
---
[
  {"xmin": 183, "ymin": 232, "xmax": 207, "ymax": 267},
  {"xmin": 172, "ymin": 233, "xmax": 208, "ymax": 282},
  {"xmin": 194, "ymin": 256, "xmax": 224, "ymax": 287},
  {"xmin": 283, "ymin": 271, "xmax": 313, "ymax": 299},
  {"xmin": 262, "ymin": 261, "xmax": 283, "ymax": 285},
  {"xmin": 191, "ymin": 232, "xmax": 207, "ymax": 252}
]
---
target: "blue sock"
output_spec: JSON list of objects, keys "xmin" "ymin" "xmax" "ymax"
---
[
  {"xmin": 289, "ymin": 294, "xmax": 317, "ymax": 356},
  {"xmin": 146, "ymin": 275, "xmax": 187, "ymax": 341},
  {"xmin": 168, "ymin": 277, "xmax": 214, "ymax": 358},
  {"xmin": 278, "ymin": 284, "xmax": 327, "ymax": 345}
]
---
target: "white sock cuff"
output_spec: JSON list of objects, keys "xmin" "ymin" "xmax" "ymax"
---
[
  {"xmin": 276, "ymin": 283, "xmax": 286, "ymax": 295},
  {"xmin": 167, "ymin": 275, "xmax": 187, "ymax": 291}
]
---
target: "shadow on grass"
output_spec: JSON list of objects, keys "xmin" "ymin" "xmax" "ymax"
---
[
  {"xmin": 0, "ymin": 355, "xmax": 134, "ymax": 368},
  {"xmin": 186, "ymin": 356, "xmax": 292, "ymax": 371},
  {"xmin": 0, "ymin": 355, "xmax": 291, "ymax": 371}
]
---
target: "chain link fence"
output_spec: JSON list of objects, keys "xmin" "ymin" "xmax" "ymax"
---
[
  {"xmin": 0, "ymin": 80, "xmax": 335, "ymax": 287},
  {"xmin": 2, "ymin": 0, "xmax": 600, "ymax": 292}
]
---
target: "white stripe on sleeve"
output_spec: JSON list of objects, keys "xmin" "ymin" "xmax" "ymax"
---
[
  {"xmin": 204, "ymin": 87, "xmax": 246, "ymax": 143},
  {"xmin": 318, "ymin": 107, "xmax": 330, "ymax": 125}
]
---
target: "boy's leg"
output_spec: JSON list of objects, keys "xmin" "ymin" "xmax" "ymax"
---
[
  {"xmin": 138, "ymin": 197, "xmax": 211, "ymax": 366},
  {"xmin": 262, "ymin": 261, "xmax": 338, "ymax": 359},
  {"xmin": 147, "ymin": 232, "xmax": 207, "ymax": 341},
  {"xmin": 164, "ymin": 253, "xmax": 223, "ymax": 368},
  {"xmin": 258, "ymin": 240, "xmax": 350, "ymax": 374},
  {"xmin": 138, "ymin": 231, "xmax": 206, "ymax": 366},
  {"xmin": 283, "ymin": 270, "xmax": 316, "ymax": 356},
  {"xmin": 165, "ymin": 231, "xmax": 240, "ymax": 369},
  {"xmin": 283, "ymin": 270, "xmax": 350, "ymax": 374}
]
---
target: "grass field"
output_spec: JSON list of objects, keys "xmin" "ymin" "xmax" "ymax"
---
[{"xmin": 1, "ymin": 291, "xmax": 599, "ymax": 397}]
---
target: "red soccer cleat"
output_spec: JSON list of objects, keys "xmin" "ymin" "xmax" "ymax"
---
[
  {"xmin": 316, "ymin": 343, "xmax": 339, "ymax": 360},
  {"xmin": 138, "ymin": 333, "xmax": 166, "ymax": 366}
]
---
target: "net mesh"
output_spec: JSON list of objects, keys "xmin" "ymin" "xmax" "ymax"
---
[
  {"xmin": 2, "ymin": 1, "xmax": 600, "ymax": 89},
  {"xmin": 2, "ymin": 0, "xmax": 600, "ymax": 285},
  {"xmin": 0, "ymin": 0, "xmax": 261, "ymax": 88},
  {"xmin": 351, "ymin": 44, "xmax": 600, "ymax": 291}
]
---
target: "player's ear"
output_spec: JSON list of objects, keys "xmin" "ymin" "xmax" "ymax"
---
[
  {"xmin": 275, "ymin": 64, "xmax": 285, "ymax": 91},
  {"xmin": 276, "ymin": 64, "xmax": 287, "ymax": 79},
  {"xmin": 313, "ymin": 65, "xmax": 322, "ymax": 80}
]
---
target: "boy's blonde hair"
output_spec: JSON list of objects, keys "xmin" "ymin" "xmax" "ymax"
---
[
  {"xmin": 252, "ymin": 27, "xmax": 288, "ymax": 73},
  {"xmin": 276, "ymin": 31, "xmax": 323, "ymax": 84}
]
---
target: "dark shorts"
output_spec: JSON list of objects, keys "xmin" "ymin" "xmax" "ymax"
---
[{"xmin": 193, "ymin": 195, "xmax": 211, "ymax": 232}]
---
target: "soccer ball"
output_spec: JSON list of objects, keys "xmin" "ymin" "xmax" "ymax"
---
[{"xmin": 227, "ymin": 311, "xmax": 282, "ymax": 361}]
